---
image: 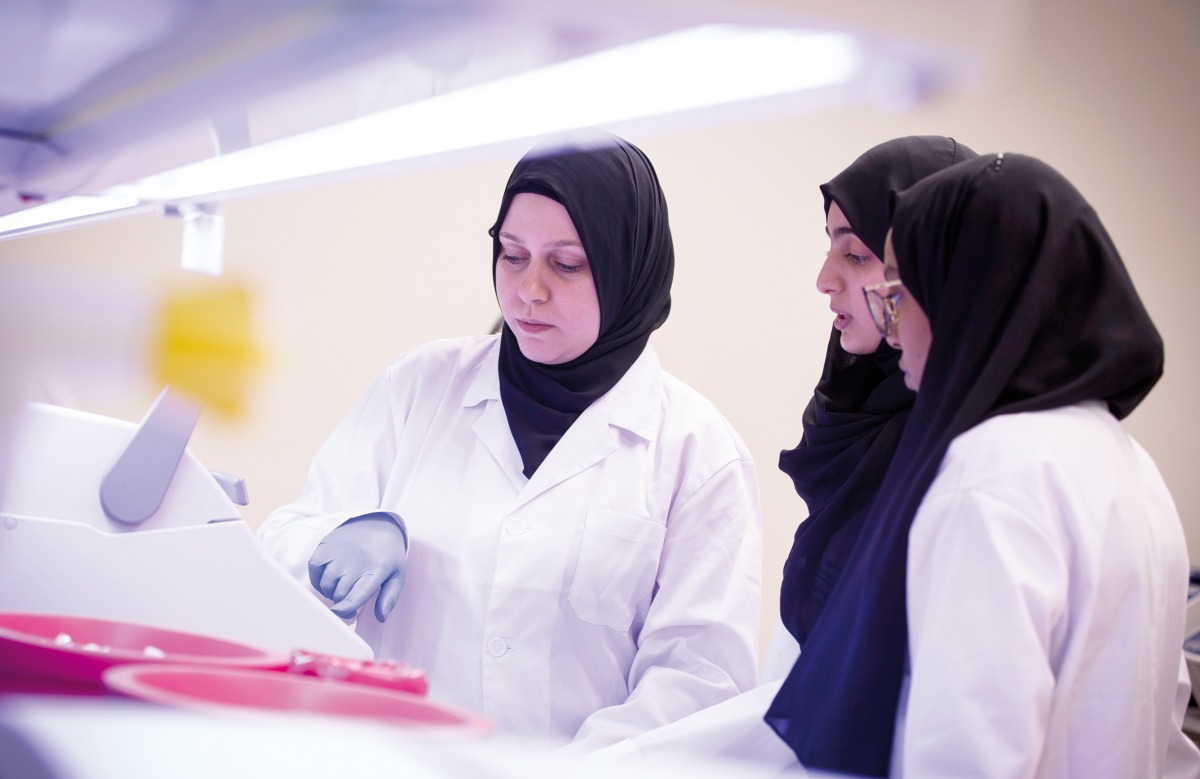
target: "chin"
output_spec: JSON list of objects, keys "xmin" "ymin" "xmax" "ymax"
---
[
  {"xmin": 841, "ymin": 332, "xmax": 881, "ymax": 356},
  {"xmin": 517, "ymin": 342, "xmax": 565, "ymax": 365}
]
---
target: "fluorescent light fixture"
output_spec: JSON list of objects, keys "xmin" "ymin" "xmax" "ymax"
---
[
  {"xmin": 109, "ymin": 25, "xmax": 860, "ymax": 202},
  {"xmin": 0, "ymin": 24, "xmax": 862, "ymax": 240},
  {"xmin": 0, "ymin": 194, "xmax": 145, "ymax": 237}
]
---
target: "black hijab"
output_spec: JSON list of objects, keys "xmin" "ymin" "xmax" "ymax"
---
[
  {"xmin": 490, "ymin": 132, "xmax": 674, "ymax": 478},
  {"xmin": 767, "ymin": 153, "xmax": 1163, "ymax": 777},
  {"xmin": 774, "ymin": 137, "xmax": 977, "ymax": 646}
]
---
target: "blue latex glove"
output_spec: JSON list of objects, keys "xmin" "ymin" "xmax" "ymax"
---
[{"xmin": 308, "ymin": 513, "xmax": 407, "ymax": 622}]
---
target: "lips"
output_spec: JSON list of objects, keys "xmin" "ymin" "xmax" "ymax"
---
[
  {"xmin": 832, "ymin": 311, "xmax": 849, "ymax": 331},
  {"xmin": 516, "ymin": 318, "xmax": 553, "ymax": 334}
]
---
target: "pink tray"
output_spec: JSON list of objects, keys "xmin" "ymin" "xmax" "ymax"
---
[
  {"xmin": 103, "ymin": 664, "xmax": 493, "ymax": 736},
  {"xmin": 0, "ymin": 612, "xmax": 289, "ymax": 695}
]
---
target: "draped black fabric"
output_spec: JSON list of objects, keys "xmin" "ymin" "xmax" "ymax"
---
[
  {"xmin": 775, "ymin": 337, "xmax": 911, "ymax": 646},
  {"xmin": 768, "ymin": 153, "xmax": 1164, "ymax": 777},
  {"xmin": 774, "ymin": 137, "xmax": 976, "ymax": 647},
  {"xmin": 820, "ymin": 135, "xmax": 978, "ymax": 260},
  {"xmin": 490, "ymin": 132, "xmax": 674, "ymax": 477}
]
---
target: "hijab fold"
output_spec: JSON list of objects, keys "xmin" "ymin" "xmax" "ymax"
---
[
  {"xmin": 768, "ymin": 153, "xmax": 1163, "ymax": 777},
  {"xmin": 490, "ymin": 133, "xmax": 674, "ymax": 478}
]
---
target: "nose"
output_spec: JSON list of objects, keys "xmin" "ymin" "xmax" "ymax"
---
[
  {"xmin": 519, "ymin": 259, "xmax": 549, "ymax": 304},
  {"xmin": 885, "ymin": 326, "xmax": 901, "ymax": 350},
  {"xmin": 815, "ymin": 254, "xmax": 840, "ymax": 295}
]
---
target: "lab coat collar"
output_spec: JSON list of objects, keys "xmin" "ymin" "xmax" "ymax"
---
[
  {"xmin": 463, "ymin": 337, "xmax": 663, "ymax": 499},
  {"xmin": 464, "ymin": 338, "xmax": 525, "ymax": 490},
  {"xmin": 520, "ymin": 345, "xmax": 663, "ymax": 504},
  {"xmin": 462, "ymin": 336, "xmax": 662, "ymax": 443},
  {"xmin": 462, "ymin": 336, "xmax": 503, "ymax": 408},
  {"xmin": 588, "ymin": 343, "xmax": 663, "ymax": 443}
]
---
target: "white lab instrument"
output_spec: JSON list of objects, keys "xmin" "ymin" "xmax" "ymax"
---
[{"xmin": 0, "ymin": 390, "xmax": 370, "ymax": 659}]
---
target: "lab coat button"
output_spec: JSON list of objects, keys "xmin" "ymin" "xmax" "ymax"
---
[
  {"xmin": 505, "ymin": 517, "xmax": 528, "ymax": 536},
  {"xmin": 487, "ymin": 638, "xmax": 509, "ymax": 657}
]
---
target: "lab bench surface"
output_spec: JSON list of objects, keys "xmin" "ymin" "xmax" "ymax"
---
[{"xmin": 0, "ymin": 693, "xmax": 854, "ymax": 779}]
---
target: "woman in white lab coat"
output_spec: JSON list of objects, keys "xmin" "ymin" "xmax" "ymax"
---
[
  {"xmin": 768, "ymin": 153, "xmax": 1200, "ymax": 777},
  {"xmin": 258, "ymin": 131, "xmax": 762, "ymax": 752}
]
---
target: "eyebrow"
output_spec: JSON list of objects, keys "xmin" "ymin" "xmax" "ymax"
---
[
  {"xmin": 825, "ymin": 225, "xmax": 857, "ymax": 240},
  {"xmin": 497, "ymin": 232, "xmax": 584, "ymax": 250}
]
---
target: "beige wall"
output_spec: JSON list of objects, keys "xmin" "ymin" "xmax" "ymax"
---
[{"xmin": 2, "ymin": 0, "xmax": 1196, "ymax": 654}]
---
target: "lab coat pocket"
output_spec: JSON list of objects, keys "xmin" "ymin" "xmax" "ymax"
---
[{"xmin": 568, "ymin": 508, "xmax": 666, "ymax": 631}]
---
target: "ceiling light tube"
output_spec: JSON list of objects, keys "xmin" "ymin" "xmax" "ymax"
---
[{"xmin": 104, "ymin": 25, "xmax": 861, "ymax": 203}]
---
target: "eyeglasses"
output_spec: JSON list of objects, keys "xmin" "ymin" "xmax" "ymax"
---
[{"xmin": 863, "ymin": 279, "xmax": 903, "ymax": 337}]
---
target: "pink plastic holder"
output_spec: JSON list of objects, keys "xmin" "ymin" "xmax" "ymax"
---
[
  {"xmin": 0, "ymin": 612, "xmax": 289, "ymax": 695},
  {"xmin": 103, "ymin": 664, "xmax": 493, "ymax": 737},
  {"xmin": 286, "ymin": 649, "xmax": 428, "ymax": 696}
]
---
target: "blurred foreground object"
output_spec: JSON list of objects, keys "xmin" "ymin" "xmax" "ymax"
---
[
  {"xmin": 0, "ymin": 611, "xmax": 288, "ymax": 695},
  {"xmin": 287, "ymin": 649, "xmax": 428, "ymax": 696},
  {"xmin": 0, "ymin": 693, "xmax": 852, "ymax": 779},
  {"xmin": 0, "ymin": 392, "xmax": 368, "ymax": 659},
  {"xmin": 154, "ymin": 281, "xmax": 261, "ymax": 417},
  {"xmin": 101, "ymin": 664, "xmax": 484, "ymax": 735},
  {"xmin": 0, "ymin": 264, "xmax": 261, "ymax": 418},
  {"xmin": 0, "ymin": 0, "xmax": 1008, "ymax": 240}
]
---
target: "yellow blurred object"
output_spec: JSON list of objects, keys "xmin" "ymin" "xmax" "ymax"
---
[{"xmin": 153, "ymin": 282, "xmax": 262, "ymax": 417}]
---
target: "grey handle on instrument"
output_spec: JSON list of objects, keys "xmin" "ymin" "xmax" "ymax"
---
[{"xmin": 100, "ymin": 387, "xmax": 201, "ymax": 525}]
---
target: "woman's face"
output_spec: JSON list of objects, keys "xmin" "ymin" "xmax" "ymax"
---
[
  {"xmin": 882, "ymin": 229, "xmax": 933, "ymax": 391},
  {"xmin": 816, "ymin": 201, "xmax": 888, "ymax": 355},
  {"xmin": 495, "ymin": 193, "xmax": 601, "ymax": 365}
]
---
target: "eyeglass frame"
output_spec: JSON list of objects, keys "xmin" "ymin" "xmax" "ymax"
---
[{"xmin": 862, "ymin": 279, "xmax": 904, "ymax": 337}]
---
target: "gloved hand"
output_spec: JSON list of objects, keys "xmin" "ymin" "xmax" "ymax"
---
[{"xmin": 308, "ymin": 513, "xmax": 407, "ymax": 622}]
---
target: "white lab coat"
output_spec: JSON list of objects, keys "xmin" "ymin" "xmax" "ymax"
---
[
  {"xmin": 593, "ymin": 402, "xmax": 1200, "ymax": 778},
  {"xmin": 258, "ymin": 335, "xmax": 763, "ymax": 751},
  {"xmin": 895, "ymin": 402, "xmax": 1200, "ymax": 778}
]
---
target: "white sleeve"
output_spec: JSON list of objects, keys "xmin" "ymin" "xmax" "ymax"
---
[
  {"xmin": 565, "ymin": 454, "xmax": 764, "ymax": 753},
  {"xmin": 257, "ymin": 370, "xmax": 400, "ymax": 589},
  {"xmin": 903, "ymin": 486, "xmax": 1065, "ymax": 779}
]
